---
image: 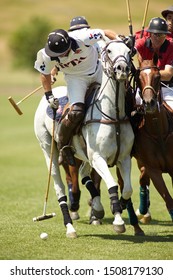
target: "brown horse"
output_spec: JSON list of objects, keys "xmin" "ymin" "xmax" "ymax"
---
[{"xmin": 133, "ymin": 54, "xmax": 173, "ymax": 221}]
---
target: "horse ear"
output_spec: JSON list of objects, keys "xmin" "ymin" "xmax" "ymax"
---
[{"xmin": 153, "ymin": 53, "xmax": 158, "ymax": 66}]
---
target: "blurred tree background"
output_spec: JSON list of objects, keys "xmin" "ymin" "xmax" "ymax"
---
[
  {"xmin": 0, "ymin": 0, "xmax": 170, "ymax": 89},
  {"xmin": 9, "ymin": 17, "xmax": 53, "ymax": 70}
]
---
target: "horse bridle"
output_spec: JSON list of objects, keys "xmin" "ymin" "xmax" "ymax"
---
[
  {"xmin": 101, "ymin": 40, "xmax": 130, "ymax": 79},
  {"xmin": 137, "ymin": 65, "xmax": 160, "ymax": 100}
]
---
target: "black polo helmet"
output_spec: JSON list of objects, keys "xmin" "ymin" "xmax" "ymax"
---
[
  {"xmin": 146, "ymin": 17, "xmax": 171, "ymax": 34},
  {"xmin": 68, "ymin": 16, "xmax": 90, "ymax": 31},
  {"xmin": 161, "ymin": 6, "xmax": 173, "ymax": 19},
  {"xmin": 45, "ymin": 29, "xmax": 71, "ymax": 57}
]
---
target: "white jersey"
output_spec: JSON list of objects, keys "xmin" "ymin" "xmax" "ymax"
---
[
  {"xmin": 34, "ymin": 28, "xmax": 105, "ymax": 76},
  {"xmin": 69, "ymin": 27, "xmax": 102, "ymax": 55}
]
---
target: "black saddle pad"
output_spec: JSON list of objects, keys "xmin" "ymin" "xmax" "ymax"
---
[{"xmin": 46, "ymin": 95, "xmax": 68, "ymax": 122}]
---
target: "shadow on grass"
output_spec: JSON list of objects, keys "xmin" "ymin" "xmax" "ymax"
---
[
  {"xmin": 77, "ymin": 216, "xmax": 173, "ymax": 243},
  {"xmin": 78, "ymin": 233, "xmax": 173, "ymax": 244}
]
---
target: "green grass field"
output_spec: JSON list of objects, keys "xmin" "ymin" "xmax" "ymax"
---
[
  {"xmin": 0, "ymin": 0, "xmax": 173, "ymax": 261},
  {"xmin": 1, "ymin": 92, "xmax": 173, "ymax": 260}
]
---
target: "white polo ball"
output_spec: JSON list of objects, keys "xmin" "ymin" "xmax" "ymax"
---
[{"xmin": 40, "ymin": 232, "xmax": 48, "ymax": 240}]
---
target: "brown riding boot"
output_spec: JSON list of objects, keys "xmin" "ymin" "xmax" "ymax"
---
[{"xmin": 57, "ymin": 103, "xmax": 85, "ymax": 166}]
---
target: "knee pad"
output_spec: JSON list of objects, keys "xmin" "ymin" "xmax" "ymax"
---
[{"xmin": 68, "ymin": 103, "xmax": 85, "ymax": 123}]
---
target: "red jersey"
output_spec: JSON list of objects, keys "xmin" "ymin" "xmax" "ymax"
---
[{"xmin": 135, "ymin": 37, "xmax": 173, "ymax": 70}]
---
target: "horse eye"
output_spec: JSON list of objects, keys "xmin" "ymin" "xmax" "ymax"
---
[{"xmin": 107, "ymin": 49, "xmax": 111, "ymax": 53}]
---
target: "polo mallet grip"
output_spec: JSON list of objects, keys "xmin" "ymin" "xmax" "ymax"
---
[
  {"xmin": 126, "ymin": 0, "xmax": 133, "ymax": 36},
  {"xmin": 33, "ymin": 213, "xmax": 56, "ymax": 222}
]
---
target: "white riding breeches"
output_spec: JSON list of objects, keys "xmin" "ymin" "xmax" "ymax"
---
[{"xmin": 64, "ymin": 61, "xmax": 102, "ymax": 105}]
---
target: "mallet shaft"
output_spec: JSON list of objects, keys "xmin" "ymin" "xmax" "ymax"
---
[
  {"xmin": 141, "ymin": 0, "xmax": 149, "ymax": 38},
  {"xmin": 8, "ymin": 85, "xmax": 43, "ymax": 115},
  {"xmin": 16, "ymin": 85, "xmax": 43, "ymax": 105}
]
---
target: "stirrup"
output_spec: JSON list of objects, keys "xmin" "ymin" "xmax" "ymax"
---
[{"xmin": 60, "ymin": 145, "xmax": 76, "ymax": 166}]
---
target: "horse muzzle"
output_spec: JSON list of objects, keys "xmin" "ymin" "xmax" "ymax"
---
[{"xmin": 143, "ymin": 98, "xmax": 158, "ymax": 114}]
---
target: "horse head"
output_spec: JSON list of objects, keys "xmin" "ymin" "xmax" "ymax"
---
[
  {"xmin": 101, "ymin": 39, "xmax": 131, "ymax": 81},
  {"xmin": 136, "ymin": 53, "xmax": 161, "ymax": 114}
]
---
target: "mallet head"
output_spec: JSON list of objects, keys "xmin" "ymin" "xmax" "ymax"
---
[
  {"xmin": 33, "ymin": 213, "xmax": 56, "ymax": 222},
  {"xmin": 8, "ymin": 97, "xmax": 23, "ymax": 115}
]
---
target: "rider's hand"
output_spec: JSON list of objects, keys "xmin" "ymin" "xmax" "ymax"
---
[
  {"xmin": 48, "ymin": 97, "xmax": 59, "ymax": 109},
  {"xmin": 45, "ymin": 91, "xmax": 59, "ymax": 109}
]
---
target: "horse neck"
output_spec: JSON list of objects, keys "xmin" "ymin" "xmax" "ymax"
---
[
  {"xmin": 144, "ymin": 106, "xmax": 169, "ymax": 137},
  {"xmin": 99, "ymin": 72, "xmax": 126, "ymax": 119}
]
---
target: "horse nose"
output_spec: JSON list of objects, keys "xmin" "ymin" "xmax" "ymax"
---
[
  {"xmin": 116, "ymin": 64, "xmax": 129, "ymax": 73},
  {"xmin": 143, "ymin": 98, "xmax": 157, "ymax": 113}
]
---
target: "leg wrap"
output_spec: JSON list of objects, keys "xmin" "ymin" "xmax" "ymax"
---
[
  {"xmin": 58, "ymin": 196, "xmax": 72, "ymax": 226},
  {"xmin": 82, "ymin": 176, "xmax": 100, "ymax": 199},
  {"xmin": 108, "ymin": 186, "xmax": 122, "ymax": 214},
  {"xmin": 139, "ymin": 186, "xmax": 148, "ymax": 215},
  {"xmin": 126, "ymin": 198, "xmax": 138, "ymax": 226},
  {"xmin": 69, "ymin": 190, "xmax": 81, "ymax": 212}
]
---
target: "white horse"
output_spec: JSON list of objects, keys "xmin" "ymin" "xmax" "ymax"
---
[{"xmin": 34, "ymin": 39, "xmax": 134, "ymax": 235}]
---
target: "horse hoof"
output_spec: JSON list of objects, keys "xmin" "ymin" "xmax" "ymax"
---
[
  {"xmin": 134, "ymin": 230, "xmax": 145, "ymax": 236},
  {"xmin": 66, "ymin": 231, "xmax": 77, "ymax": 238},
  {"xmin": 90, "ymin": 216, "xmax": 102, "ymax": 225},
  {"xmin": 70, "ymin": 211, "xmax": 80, "ymax": 220},
  {"xmin": 92, "ymin": 220, "xmax": 102, "ymax": 225},
  {"xmin": 66, "ymin": 223, "xmax": 77, "ymax": 238},
  {"xmin": 92, "ymin": 196, "xmax": 105, "ymax": 219},
  {"xmin": 113, "ymin": 224, "xmax": 126, "ymax": 234},
  {"xmin": 88, "ymin": 198, "xmax": 92, "ymax": 207},
  {"xmin": 140, "ymin": 212, "xmax": 151, "ymax": 224},
  {"xmin": 168, "ymin": 209, "xmax": 173, "ymax": 221},
  {"xmin": 113, "ymin": 213, "xmax": 125, "ymax": 233},
  {"xmin": 136, "ymin": 209, "xmax": 151, "ymax": 224},
  {"xmin": 135, "ymin": 209, "xmax": 143, "ymax": 220}
]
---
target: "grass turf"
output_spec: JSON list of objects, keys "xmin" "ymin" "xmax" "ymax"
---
[{"xmin": 0, "ymin": 93, "xmax": 173, "ymax": 260}]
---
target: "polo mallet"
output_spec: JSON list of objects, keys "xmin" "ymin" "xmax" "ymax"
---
[
  {"xmin": 126, "ymin": 0, "xmax": 133, "ymax": 37},
  {"xmin": 140, "ymin": 0, "xmax": 150, "ymax": 38},
  {"xmin": 33, "ymin": 108, "xmax": 57, "ymax": 222},
  {"xmin": 8, "ymin": 85, "xmax": 43, "ymax": 115},
  {"xmin": 126, "ymin": 0, "xmax": 135, "ymax": 51}
]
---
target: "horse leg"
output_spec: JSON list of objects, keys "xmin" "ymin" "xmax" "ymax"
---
[
  {"xmin": 79, "ymin": 161, "xmax": 105, "ymax": 221},
  {"xmin": 91, "ymin": 155, "xmax": 125, "ymax": 233},
  {"xmin": 62, "ymin": 159, "xmax": 81, "ymax": 220},
  {"xmin": 136, "ymin": 165, "xmax": 152, "ymax": 224},
  {"xmin": 148, "ymin": 169, "xmax": 173, "ymax": 221},
  {"xmin": 34, "ymin": 124, "xmax": 77, "ymax": 238},
  {"xmin": 116, "ymin": 167, "xmax": 145, "ymax": 236},
  {"xmin": 88, "ymin": 168, "xmax": 102, "ymax": 225}
]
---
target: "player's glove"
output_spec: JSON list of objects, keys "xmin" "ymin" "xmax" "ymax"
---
[{"xmin": 45, "ymin": 91, "xmax": 59, "ymax": 109}]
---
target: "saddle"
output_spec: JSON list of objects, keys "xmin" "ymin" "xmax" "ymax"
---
[{"xmin": 46, "ymin": 82, "xmax": 100, "ymax": 127}]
